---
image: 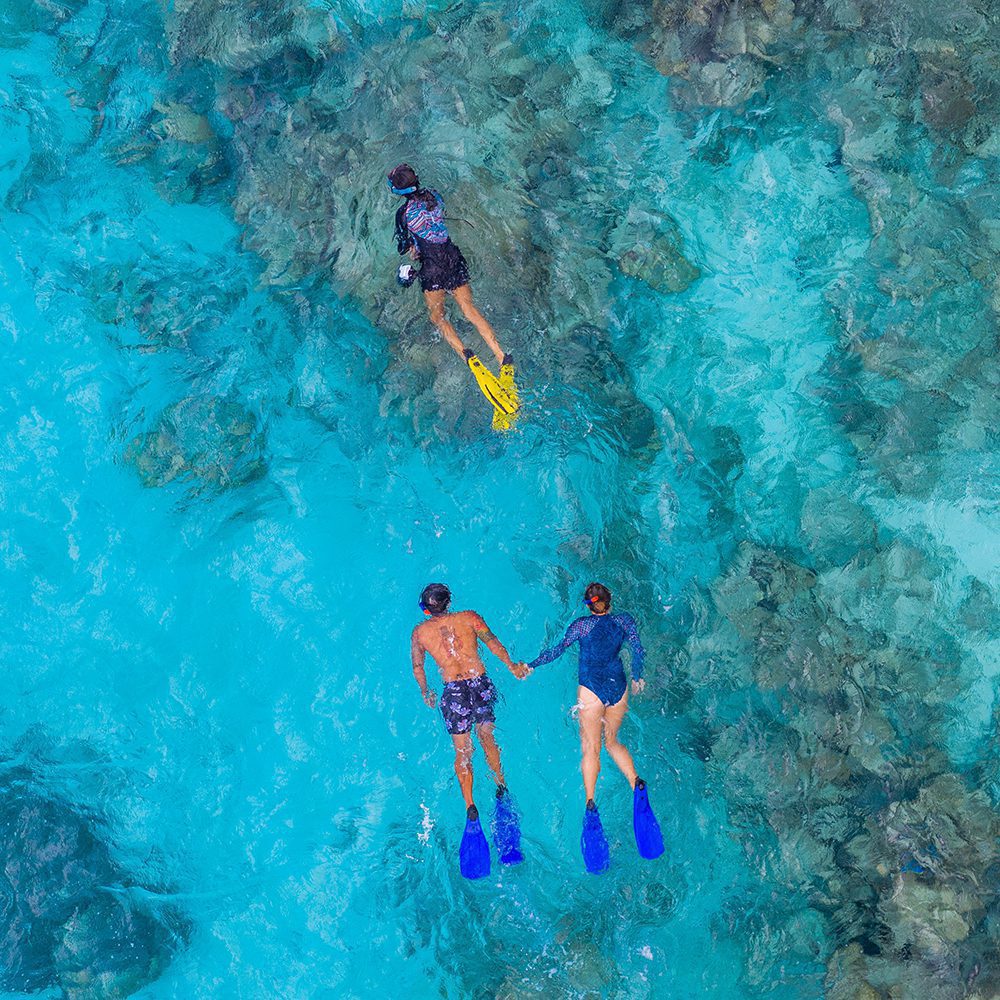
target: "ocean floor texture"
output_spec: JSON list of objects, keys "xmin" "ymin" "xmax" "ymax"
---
[{"xmin": 1, "ymin": 0, "xmax": 999, "ymax": 997}]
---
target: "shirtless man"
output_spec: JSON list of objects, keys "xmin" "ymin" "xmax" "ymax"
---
[{"xmin": 410, "ymin": 582, "xmax": 528, "ymax": 822}]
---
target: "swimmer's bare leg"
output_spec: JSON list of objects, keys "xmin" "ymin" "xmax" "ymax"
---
[
  {"xmin": 451, "ymin": 733, "xmax": 475, "ymax": 808},
  {"xmin": 475, "ymin": 722, "xmax": 506, "ymax": 790},
  {"xmin": 424, "ymin": 289, "xmax": 468, "ymax": 359},
  {"xmin": 452, "ymin": 284, "xmax": 505, "ymax": 365},
  {"xmin": 602, "ymin": 689, "xmax": 638, "ymax": 788},
  {"xmin": 578, "ymin": 685, "xmax": 605, "ymax": 804}
]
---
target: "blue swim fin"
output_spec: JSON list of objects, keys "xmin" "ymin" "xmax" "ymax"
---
[
  {"xmin": 459, "ymin": 805, "xmax": 491, "ymax": 879},
  {"xmin": 633, "ymin": 779, "xmax": 664, "ymax": 860},
  {"xmin": 492, "ymin": 786, "xmax": 524, "ymax": 865},
  {"xmin": 581, "ymin": 801, "xmax": 610, "ymax": 874}
]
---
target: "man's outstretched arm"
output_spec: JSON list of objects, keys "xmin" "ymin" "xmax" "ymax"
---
[
  {"xmin": 410, "ymin": 630, "xmax": 436, "ymax": 707},
  {"xmin": 472, "ymin": 614, "xmax": 527, "ymax": 677}
]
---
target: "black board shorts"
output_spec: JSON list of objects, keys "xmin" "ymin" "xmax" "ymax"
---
[
  {"xmin": 417, "ymin": 240, "xmax": 470, "ymax": 292},
  {"xmin": 439, "ymin": 675, "xmax": 496, "ymax": 734}
]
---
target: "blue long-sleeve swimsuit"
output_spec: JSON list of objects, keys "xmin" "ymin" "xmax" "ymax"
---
[{"xmin": 528, "ymin": 613, "xmax": 645, "ymax": 705}]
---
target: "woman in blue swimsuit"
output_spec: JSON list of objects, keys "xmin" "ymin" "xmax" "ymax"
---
[
  {"xmin": 527, "ymin": 582, "xmax": 649, "ymax": 811},
  {"xmin": 387, "ymin": 163, "xmax": 509, "ymax": 368}
]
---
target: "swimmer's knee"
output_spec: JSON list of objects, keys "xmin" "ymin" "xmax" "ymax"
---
[
  {"xmin": 458, "ymin": 300, "xmax": 482, "ymax": 322},
  {"xmin": 428, "ymin": 304, "xmax": 446, "ymax": 325}
]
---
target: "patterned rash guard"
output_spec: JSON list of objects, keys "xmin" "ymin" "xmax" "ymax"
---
[
  {"xmin": 529, "ymin": 613, "xmax": 645, "ymax": 705},
  {"xmin": 394, "ymin": 189, "xmax": 470, "ymax": 292},
  {"xmin": 400, "ymin": 191, "xmax": 450, "ymax": 249}
]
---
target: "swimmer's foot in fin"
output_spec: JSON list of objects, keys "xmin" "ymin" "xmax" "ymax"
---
[
  {"xmin": 499, "ymin": 353, "xmax": 519, "ymax": 410},
  {"xmin": 492, "ymin": 785, "xmax": 524, "ymax": 865},
  {"xmin": 581, "ymin": 800, "xmax": 610, "ymax": 874},
  {"xmin": 493, "ymin": 353, "xmax": 520, "ymax": 433},
  {"xmin": 463, "ymin": 349, "xmax": 518, "ymax": 418},
  {"xmin": 633, "ymin": 778, "xmax": 664, "ymax": 860},
  {"xmin": 460, "ymin": 804, "xmax": 491, "ymax": 880}
]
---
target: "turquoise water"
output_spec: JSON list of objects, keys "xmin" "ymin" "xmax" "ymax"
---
[{"xmin": 2, "ymin": 0, "xmax": 999, "ymax": 997}]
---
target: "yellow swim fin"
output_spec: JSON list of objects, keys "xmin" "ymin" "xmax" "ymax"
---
[
  {"xmin": 465, "ymin": 351, "xmax": 518, "ymax": 417},
  {"xmin": 499, "ymin": 353, "xmax": 519, "ymax": 409},
  {"xmin": 492, "ymin": 353, "xmax": 520, "ymax": 432}
]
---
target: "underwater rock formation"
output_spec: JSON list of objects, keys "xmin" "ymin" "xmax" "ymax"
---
[
  {"xmin": 0, "ymin": 765, "xmax": 187, "ymax": 998},
  {"xmin": 707, "ymin": 541, "xmax": 1000, "ymax": 997},
  {"xmin": 125, "ymin": 395, "xmax": 267, "ymax": 489},
  {"xmin": 611, "ymin": 207, "xmax": 701, "ymax": 293},
  {"xmin": 600, "ymin": 0, "xmax": 800, "ymax": 106}
]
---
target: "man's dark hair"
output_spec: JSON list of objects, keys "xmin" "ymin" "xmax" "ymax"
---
[
  {"xmin": 584, "ymin": 582, "xmax": 612, "ymax": 612},
  {"xmin": 420, "ymin": 582, "xmax": 451, "ymax": 614},
  {"xmin": 388, "ymin": 162, "xmax": 437, "ymax": 210}
]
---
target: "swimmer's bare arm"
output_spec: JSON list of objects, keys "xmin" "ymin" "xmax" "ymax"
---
[
  {"xmin": 471, "ymin": 613, "xmax": 529, "ymax": 679},
  {"xmin": 410, "ymin": 629, "xmax": 437, "ymax": 708}
]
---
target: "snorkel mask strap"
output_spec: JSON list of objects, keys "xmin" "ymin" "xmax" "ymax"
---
[{"xmin": 388, "ymin": 177, "xmax": 417, "ymax": 196}]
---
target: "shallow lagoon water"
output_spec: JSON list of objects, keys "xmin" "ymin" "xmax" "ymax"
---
[{"xmin": 2, "ymin": 0, "xmax": 999, "ymax": 997}]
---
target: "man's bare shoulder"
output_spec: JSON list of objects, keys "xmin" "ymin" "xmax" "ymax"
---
[{"xmin": 452, "ymin": 610, "xmax": 486, "ymax": 628}]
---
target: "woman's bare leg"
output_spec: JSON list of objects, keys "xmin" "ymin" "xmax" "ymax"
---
[
  {"xmin": 424, "ymin": 289, "xmax": 467, "ymax": 359},
  {"xmin": 452, "ymin": 284, "xmax": 505, "ymax": 364},
  {"xmin": 602, "ymin": 689, "xmax": 638, "ymax": 788},
  {"xmin": 577, "ymin": 686, "xmax": 606, "ymax": 804}
]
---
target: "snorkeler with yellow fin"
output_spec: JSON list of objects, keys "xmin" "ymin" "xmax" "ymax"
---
[{"xmin": 387, "ymin": 163, "xmax": 521, "ymax": 432}]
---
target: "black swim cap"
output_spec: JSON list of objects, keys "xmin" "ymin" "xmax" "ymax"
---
[
  {"xmin": 389, "ymin": 163, "xmax": 419, "ymax": 191},
  {"xmin": 420, "ymin": 582, "xmax": 451, "ymax": 614}
]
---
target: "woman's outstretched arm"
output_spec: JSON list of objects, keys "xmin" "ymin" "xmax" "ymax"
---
[{"xmin": 528, "ymin": 619, "xmax": 586, "ymax": 669}]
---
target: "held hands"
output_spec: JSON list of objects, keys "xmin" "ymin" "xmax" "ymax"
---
[
  {"xmin": 423, "ymin": 689, "xmax": 437, "ymax": 708},
  {"xmin": 631, "ymin": 679, "xmax": 645, "ymax": 695},
  {"xmin": 510, "ymin": 662, "xmax": 532, "ymax": 680}
]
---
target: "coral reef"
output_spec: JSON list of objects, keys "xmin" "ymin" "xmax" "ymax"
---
[
  {"xmin": 0, "ymin": 764, "xmax": 187, "ymax": 998},
  {"xmin": 8, "ymin": 0, "xmax": 999, "ymax": 994},
  {"xmin": 706, "ymin": 539, "xmax": 1000, "ymax": 996},
  {"xmin": 125, "ymin": 395, "xmax": 267, "ymax": 489}
]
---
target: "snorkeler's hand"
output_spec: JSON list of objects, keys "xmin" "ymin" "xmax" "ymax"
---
[
  {"xmin": 511, "ymin": 662, "xmax": 530, "ymax": 680},
  {"xmin": 631, "ymin": 679, "xmax": 645, "ymax": 695},
  {"xmin": 423, "ymin": 689, "xmax": 437, "ymax": 708},
  {"xmin": 407, "ymin": 246, "xmax": 420, "ymax": 261}
]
